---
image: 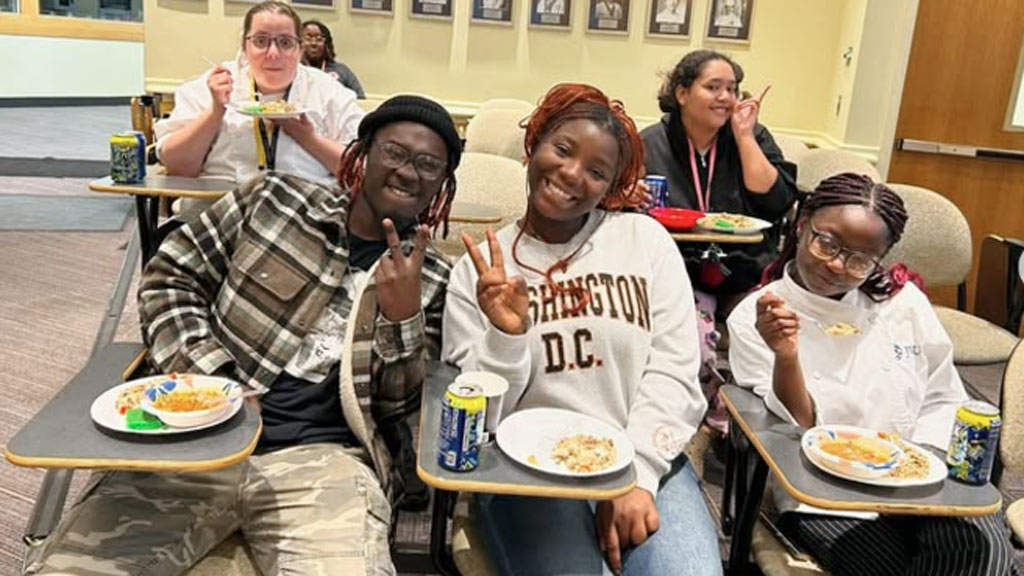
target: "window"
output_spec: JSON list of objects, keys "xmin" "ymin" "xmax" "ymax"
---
[
  {"xmin": 0, "ymin": 0, "xmax": 16, "ymax": 12},
  {"xmin": 39, "ymin": 0, "xmax": 142, "ymax": 21}
]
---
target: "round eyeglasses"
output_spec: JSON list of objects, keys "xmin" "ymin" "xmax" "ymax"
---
[
  {"xmin": 806, "ymin": 222, "xmax": 883, "ymax": 279},
  {"xmin": 377, "ymin": 141, "xmax": 447, "ymax": 181},
  {"xmin": 246, "ymin": 34, "xmax": 301, "ymax": 54}
]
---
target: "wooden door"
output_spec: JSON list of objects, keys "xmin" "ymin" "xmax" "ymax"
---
[{"xmin": 888, "ymin": 0, "xmax": 1024, "ymax": 314}]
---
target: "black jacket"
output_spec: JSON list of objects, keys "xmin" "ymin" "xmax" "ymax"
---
[{"xmin": 641, "ymin": 111, "xmax": 797, "ymax": 295}]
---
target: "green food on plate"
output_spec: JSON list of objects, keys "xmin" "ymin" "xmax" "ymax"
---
[{"xmin": 125, "ymin": 407, "xmax": 163, "ymax": 430}]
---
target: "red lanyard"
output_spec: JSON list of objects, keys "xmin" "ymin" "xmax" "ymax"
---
[{"xmin": 687, "ymin": 137, "xmax": 717, "ymax": 213}]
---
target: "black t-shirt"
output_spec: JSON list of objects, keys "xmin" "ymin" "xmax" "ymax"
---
[{"xmin": 255, "ymin": 233, "xmax": 389, "ymax": 453}]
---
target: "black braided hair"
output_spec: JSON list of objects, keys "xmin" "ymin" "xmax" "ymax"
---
[{"xmin": 765, "ymin": 172, "xmax": 912, "ymax": 302}]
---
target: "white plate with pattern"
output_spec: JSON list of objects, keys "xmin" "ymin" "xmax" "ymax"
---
[
  {"xmin": 90, "ymin": 375, "xmax": 243, "ymax": 435},
  {"xmin": 802, "ymin": 427, "xmax": 947, "ymax": 487},
  {"xmin": 229, "ymin": 101, "xmax": 309, "ymax": 120}
]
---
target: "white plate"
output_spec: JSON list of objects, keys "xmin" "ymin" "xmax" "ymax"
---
[
  {"xmin": 495, "ymin": 408, "xmax": 634, "ymax": 478},
  {"xmin": 90, "ymin": 375, "xmax": 244, "ymax": 436},
  {"xmin": 229, "ymin": 101, "xmax": 308, "ymax": 120},
  {"xmin": 697, "ymin": 213, "xmax": 772, "ymax": 235},
  {"xmin": 802, "ymin": 428, "xmax": 947, "ymax": 488}
]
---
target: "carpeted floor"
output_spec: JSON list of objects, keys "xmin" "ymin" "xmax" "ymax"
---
[
  {"xmin": 0, "ymin": 223, "xmax": 141, "ymax": 575},
  {"xmin": 0, "ymin": 195, "xmax": 132, "ymax": 232}
]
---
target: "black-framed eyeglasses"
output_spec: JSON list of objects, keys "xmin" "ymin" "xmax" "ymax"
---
[
  {"xmin": 301, "ymin": 34, "xmax": 326, "ymax": 44},
  {"xmin": 806, "ymin": 222, "xmax": 883, "ymax": 279},
  {"xmin": 246, "ymin": 34, "xmax": 301, "ymax": 53},
  {"xmin": 376, "ymin": 141, "xmax": 447, "ymax": 181}
]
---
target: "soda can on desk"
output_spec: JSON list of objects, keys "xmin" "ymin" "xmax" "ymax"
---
[
  {"xmin": 644, "ymin": 175, "xmax": 668, "ymax": 210},
  {"xmin": 109, "ymin": 131, "xmax": 146, "ymax": 184},
  {"xmin": 438, "ymin": 382, "xmax": 486, "ymax": 472},
  {"xmin": 946, "ymin": 401, "xmax": 1001, "ymax": 485}
]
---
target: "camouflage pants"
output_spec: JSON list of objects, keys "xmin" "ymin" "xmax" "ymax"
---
[{"xmin": 24, "ymin": 443, "xmax": 395, "ymax": 576}]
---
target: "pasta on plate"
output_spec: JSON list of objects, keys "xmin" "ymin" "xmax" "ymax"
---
[{"xmin": 551, "ymin": 434, "xmax": 616, "ymax": 473}]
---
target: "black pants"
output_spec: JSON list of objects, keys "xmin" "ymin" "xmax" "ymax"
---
[{"xmin": 780, "ymin": 511, "xmax": 1020, "ymax": 576}]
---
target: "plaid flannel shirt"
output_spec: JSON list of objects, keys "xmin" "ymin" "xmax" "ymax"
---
[{"xmin": 139, "ymin": 172, "xmax": 451, "ymax": 504}]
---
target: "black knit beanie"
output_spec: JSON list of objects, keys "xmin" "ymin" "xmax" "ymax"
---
[{"xmin": 358, "ymin": 95, "xmax": 463, "ymax": 171}]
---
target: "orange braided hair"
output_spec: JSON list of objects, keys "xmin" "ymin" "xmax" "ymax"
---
[
  {"xmin": 514, "ymin": 83, "xmax": 646, "ymax": 315},
  {"xmin": 337, "ymin": 138, "xmax": 457, "ymax": 238},
  {"xmin": 521, "ymin": 82, "xmax": 646, "ymax": 210}
]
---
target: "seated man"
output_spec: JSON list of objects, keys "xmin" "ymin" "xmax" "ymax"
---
[{"xmin": 24, "ymin": 95, "xmax": 462, "ymax": 576}]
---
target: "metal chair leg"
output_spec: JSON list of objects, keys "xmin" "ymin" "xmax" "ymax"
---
[
  {"xmin": 430, "ymin": 489, "xmax": 460, "ymax": 576},
  {"xmin": 721, "ymin": 419, "xmax": 737, "ymax": 535},
  {"xmin": 22, "ymin": 469, "xmax": 73, "ymax": 547},
  {"xmin": 22, "ymin": 220, "xmax": 140, "ymax": 548},
  {"xmin": 727, "ymin": 457, "xmax": 768, "ymax": 576}
]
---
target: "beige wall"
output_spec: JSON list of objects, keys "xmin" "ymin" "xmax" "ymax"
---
[
  {"xmin": 845, "ymin": 0, "xmax": 916, "ymax": 152},
  {"xmin": 823, "ymin": 0, "xmax": 865, "ymax": 142},
  {"xmin": 0, "ymin": 35, "xmax": 143, "ymax": 97},
  {"xmin": 145, "ymin": 0, "xmax": 910, "ymax": 155}
]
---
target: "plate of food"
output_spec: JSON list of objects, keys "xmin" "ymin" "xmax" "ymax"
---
[
  {"xmin": 496, "ymin": 408, "xmax": 634, "ymax": 478},
  {"xmin": 90, "ymin": 374, "xmax": 244, "ymax": 435},
  {"xmin": 802, "ymin": 426, "xmax": 946, "ymax": 487},
  {"xmin": 696, "ymin": 212, "xmax": 772, "ymax": 235},
  {"xmin": 649, "ymin": 207, "xmax": 704, "ymax": 232},
  {"xmin": 230, "ymin": 100, "xmax": 307, "ymax": 119}
]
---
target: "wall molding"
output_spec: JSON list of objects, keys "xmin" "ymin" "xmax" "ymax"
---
[
  {"xmin": 0, "ymin": 97, "xmax": 131, "ymax": 107},
  {"xmin": 145, "ymin": 79, "xmax": 882, "ymax": 164},
  {"xmin": 0, "ymin": 0, "xmax": 143, "ymax": 43},
  {"xmin": 772, "ymin": 128, "xmax": 880, "ymax": 164}
]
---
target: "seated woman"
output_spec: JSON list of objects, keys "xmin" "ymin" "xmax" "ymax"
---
[
  {"xmin": 300, "ymin": 20, "xmax": 366, "ymax": 99},
  {"xmin": 442, "ymin": 83, "xmax": 721, "ymax": 576},
  {"xmin": 155, "ymin": 1, "xmax": 364, "ymax": 186},
  {"xmin": 728, "ymin": 173, "xmax": 1019, "ymax": 576},
  {"xmin": 642, "ymin": 48, "xmax": 797, "ymax": 436}
]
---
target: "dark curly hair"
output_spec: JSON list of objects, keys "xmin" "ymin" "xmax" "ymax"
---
[
  {"xmin": 301, "ymin": 20, "xmax": 336, "ymax": 63},
  {"xmin": 764, "ymin": 172, "xmax": 919, "ymax": 302},
  {"xmin": 657, "ymin": 49, "xmax": 744, "ymax": 114}
]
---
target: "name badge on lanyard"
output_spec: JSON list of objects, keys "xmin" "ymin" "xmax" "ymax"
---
[
  {"xmin": 251, "ymin": 78, "xmax": 292, "ymax": 171},
  {"xmin": 688, "ymin": 137, "xmax": 729, "ymax": 287}
]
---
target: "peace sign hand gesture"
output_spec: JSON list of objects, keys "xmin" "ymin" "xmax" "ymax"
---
[
  {"xmin": 376, "ymin": 219, "xmax": 429, "ymax": 322},
  {"xmin": 462, "ymin": 229, "xmax": 529, "ymax": 335}
]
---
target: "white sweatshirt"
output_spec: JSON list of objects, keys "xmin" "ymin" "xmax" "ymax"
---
[
  {"xmin": 442, "ymin": 211, "xmax": 706, "ymax": 496},
  {"xmin": 728, "ymin": 266, "xmax": 968, "ymax": 514}
]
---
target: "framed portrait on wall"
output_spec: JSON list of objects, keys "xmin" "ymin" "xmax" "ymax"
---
[
  {"xmin": 472, "ymin": 0, "xmax": 512, "ymax": 25},
  {"xmin": 529, "ymin": 0, "xmax": 570, "ymax": 29},
  {"xmin": 705, "ymin": 0, "xmax": 752, "ymax": 43},
  {"xmin": 586, "ymin": 0, "xmax": 628, "ymax": 34},
  {"xmin": 350, "ymin": 0, "xmax": 392, "ymax": 13},
  {"xmin": 411, "ymin": 0, "xmax": 452, "ymax": 19},
  {"xmin": 646, "ymin": 0, "xmax": 689, "ymax": 38},
  {"xmin": 292, "ymin": 0, "xmax": 333, "ymax": 9}
]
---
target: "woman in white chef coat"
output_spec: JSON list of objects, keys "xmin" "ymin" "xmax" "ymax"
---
[
  {"xmin": 728, "ymin": 172, "xmax": 1020, "ymax": 576},
  {"xmin": 155, "ymin": 0, "xmax": 364, "ymax": 187}
]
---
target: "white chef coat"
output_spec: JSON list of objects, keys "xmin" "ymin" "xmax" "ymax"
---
[
  {"xmin": 727, "ymin": 265, "xmax": 968, "ymax": 515},
  {"xmin": 154, "ymin": 58, "xmax": 363, "ymax": 186}
]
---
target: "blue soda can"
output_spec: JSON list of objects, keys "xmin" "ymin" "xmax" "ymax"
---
[
  {"xmin": 645, "ymin": 175, "xmax": 668, "ymax": 209},
  {"xmin": 438, "ymin": 382, "xmax": 486, "ymax": 472},
  {"xmin": 946, "ymin": 401, "xmax": 1001, "ymax": 485},
  {"xmin": 109, "ymin": 131, "xmax": 146, "ymax": 184}
]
